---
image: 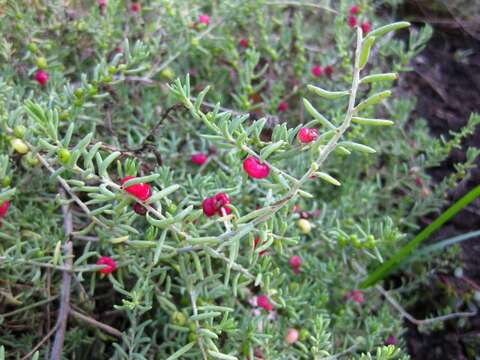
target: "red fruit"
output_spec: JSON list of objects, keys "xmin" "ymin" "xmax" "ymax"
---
[
  {"xmin": 34, "ymin": 70, "xmax": 48, "ymax": 86},
  {"xmin": 98, "ymin": 0, "xmax": 107, "ymax": 7},
  {"xmin": 202, "ymin": 197, "xmax": 217, "ymax": 217},
  {"xmin": 202, "ymin": 192, "xmax": 231, "ymax": 217},
  {"xmin": 347, "ymin": 290, "xmax": 364, "ymax": 304},
  {"xmin": 324, "ymin": 65, "xmax": 334, "ymax": 76},
  {"xmin": 253, "ymin": 237, "xmax": 267, "ymax": 256},
  {"xmin": 96, "ymin": 256, "xmax": 117, "ymax": 274},
  {"xmin": 243, "ymin": 157, "xmax": 269, "ymax": 179},
  {"xmin": 311, "ymin": 65, "xmax": 323, "ymax": 77},
  {"xmin": 198, "ymin": 14, "xmax": 211, "ymax": 25},
  {"xmin": 133, "ymin": 202, "xmax": 147, "ymax": 216},
  {"xmin": 256, "ymin": 295, "xmax": 273, "ymax": 311},
  {"xmin": 349, "ymin": 5, "xmax": 360, "ymax": 15},
  {"xmin": 361, "ymin": 21, "xmax": 371, "ymax": 34},
  {"xmin": 130, "ymin": 2, "xmax": 141, "ymax": 12},
  {"xmin": 289, "ymin": 255, "xmax": 301, "ymax": 269},
  {"xmin": 277, "ymin": 102, "xmax": 288, "ymax": 112},
  {"xmin": 121, "ymin": 176, "xmax": 152, "ymax": 201},
  {"xmin": 298, "ymin": 128, "xmax": 318, "ymax": 144},
  {"xmin": 347, "ymin": 15, "xmax": 357, "ymax": 28},
  {"xmin": 239, "ymin": 38, "xmax": 249, "ymax": 48},
  {"xmin": 0, "ymin": 201, "xmax": 10, "ymax": 218},
  {"xmin": 191, "ymin": 153, "xmax": 208, "ymax": 165}
]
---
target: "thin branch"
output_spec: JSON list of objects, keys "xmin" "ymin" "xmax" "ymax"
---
[
  {"xmin": 21, "ymin": 324, "xmax": 59, "ymax": 360},
  {"xmin": 69, "ymin": 309, "xmax": 123, "ymax": 338}
]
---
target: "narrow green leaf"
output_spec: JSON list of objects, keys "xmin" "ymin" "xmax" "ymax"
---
[
  {"xmin": 339, "ymin": 141, "xmax": 376, "ymax": 154},
  {"xmin": 354, "ymin": 90, "xmax": 391, "ymax": 113},
  {"xmin": 359, "ymin": 36, "xmax": 376, "ymax": 69},
  {"xmin": 146, "ymin": 184, "xmax": 180, "ymax": 204},
  {"xmin": 366, "ymin": 21, "xmax": 411, "ymax": 40},
  {"xmin": 352, "ymin": 117, "xmax": 394, "ymax": 126},
  {"xmin": 314, "ymin": 172, "xmax": 341, "ymax": 186},
  {"xmin": 207, "ymin": 350, "xmax": 238, "ymax": 360},
  {"xmin": 303, "ymin": 98, "xmax": 335, "ymax": 129},
  {"xmin": 360, "ymin": 185, "xmax": 480, "ymax": 288},
  {"xmin": 122, "ymin": 174, "xmax": 160, "ymax": 187},
  {"xmin": 360, "ymin": 73, "xmax": 398, "ymax": 84},
  {"xmin": 308, "ymin": 85, "xmax": 349, "ymax": 100},
  {"xmin": 165, "ymin": 342, "xmax": 196, "ymax": 360}
]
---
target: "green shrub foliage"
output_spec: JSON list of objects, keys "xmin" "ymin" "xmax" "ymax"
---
[{"xmin": 0, "ymin": 0, "xmax": 478, "ymax": 359}]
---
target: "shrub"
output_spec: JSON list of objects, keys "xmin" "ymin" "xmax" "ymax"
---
[{"xmin": 0, "ymin": 1, "xmax": 478, "ymax": 359}]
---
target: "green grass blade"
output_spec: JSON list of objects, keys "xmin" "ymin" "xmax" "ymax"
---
[{"xmin": 360, "ymin": 185, "xmax": 480, "ymax": 289}]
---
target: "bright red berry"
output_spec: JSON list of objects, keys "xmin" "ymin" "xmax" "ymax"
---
[
  {"xmin": 349, "ymin": 5, "xmax": 360, "ymax": 15},
  {"xmin": 239, "ymin": 38, "xmax": 249, "ymax": 48},
  {"xmin": 277, "ymin": 102, "xmax": 288, "ymax": 112},
  {"xmin": 347, "ymin": 290, "xmax": 364, "ymax": 304},
  {"xmin": 130, "ymin": 2, "xmax": 141, "ymax": 13},
  {"xmin": 202, "ymin": 197, "xmax": 217, "ymax": 217},
  {"xmin": 311, "ymin": 65, "xmax": 323, "ymax": 77},
  {"xmin": 289, "ymin": 255, "xmax": 302, "ymax": 269},
  {"xmin": 121, "ymin": 176, "xmax": 152, "ymax": 201},
  {"xmin": 132, "ymin": 202, "xmax": 147, "ymax": 216},
  {"xmin": 348, "ymin": 15, "xmax": 357, "ymax": 28},
  {"xmin": 361, "ymin": 21, "xmax": 371, "ymax": 34},
  {"xmin": 191, "ymin": 153, "xmax": 208, "ymax": 165},
  {"xmin": 0, "ymin": 201, "xmax": 10, "ymax": 218},
  {"xmin": 202, "ymin": 192, "xmax": 231, "ymax": 217},
  {"xmin": 98, "ymin": 0, "xmax": 107, "ymax": 7},
  {"xmin": 298, "ymin": 128, "xmax": 318, "ymax": 143},
  {"xmin": 34, "ymin": 70, "xmax": 48, "ymax": 86},
  {"xmin": 324, "ymin": 65, "xmax": 334, "ymax": 76},
  {"xmin": 256, "ymin": 295, "xmax": 273, "ymax": 311},
  {"xmin": 96, "ymin": 256, "xmax": 117, "ymax": 274},
  {"xmin": 243, "ymin": 157, "xmax": 270, "ymax": 179},
  {"xmin": 198, "ymin": 14, "xmax": 211, "ymax": 25}
]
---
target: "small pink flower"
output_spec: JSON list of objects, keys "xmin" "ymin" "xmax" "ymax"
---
[
  {"xmin": 311, "ymin": 65, "xmax": 323, "ymax": 77},
  {"xmin": 191, "ymin": 153, "xmax": 208, "ymax": 165},
  {"xmin": 34, "ymin": 70, "xmax": 48, "ymax": 86},
  {"xmin": 347, "ymin": 290, "xmax": 364, "ymax": 304},
  {"xmin": 298, "ymin": 128, "xmax": 318, "ymax": 144},
  {"xmin": 198, "ymin": 14, "xmax": 211, "ymax": 25},
  {"xmin": 277, "ymin": 101, "xmax": 288, "ymax": 112},
  {"xmin": 239, "ymin": 38, "xmax": 249, "ymax": 48},
  {"xmin": 96, "ymin": 256, "xmax": 117, "ymax": 274},
  {"xmin": 256, "ymin": 295, "xmax": 273, "ymax": 311},
  {"xmin": 361, "ymin": 21, "xmax": 371, "ymax": 34},
  {"xmin": 285, "ymin": 328, "xmax": 299, "ymax": 344},
  {"xmin": 98, "ymin": 0, "xmax": 107, "ymax": 7},
  {"xmin": 348, "ymin": 15, "xmax": 357, "ymax": 28},
  {"xmin": 243, "ymin": 157, "xmax": 269, "ymax": 179},
  {"xmin": 350, "ymin": 5, "xmax": 360, "ymax": 15}
]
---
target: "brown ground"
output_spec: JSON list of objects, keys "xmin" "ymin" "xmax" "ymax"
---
[{"xmin": 398, "ymin": 1, "xmax": 480, "ymax": 359}]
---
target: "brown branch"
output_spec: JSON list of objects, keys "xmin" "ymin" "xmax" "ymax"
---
[
  {"xmin": 69, "ymin": 309, "xmax": 123, "ymax": 338},
  {"xmin": 51, "ymin": 188, "xmax": 74, "ymax": 360}
]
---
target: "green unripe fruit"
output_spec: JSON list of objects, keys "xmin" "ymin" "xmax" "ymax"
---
[
  {"xmin": 297, "ymin": 219, "xmax": 312, "ymax": 234},
  {"xmin": 24, "ymin": 152, "xmax": 39, "ymax": 166},
  {"xmin": 27, "ymin": 43, "xmax": 38, "ymax": 53},
  {"xmin": 74, "ymin": 88, "xmax": 84, "ymax": 98},
  {"xmin": 11, "ymin": 138, "xmax": 29, "ymax": 154},
  {"xmin": 338, "ymin": 234, "xmax": 348, "ymax": 247},
  {"xmin": 191, "ymin": 38, "xmax": 200, "ymax": 47},
  {"xmin": 35, "ymin": 57, "xmax": 48, "ymax": 69},
  {"xmin": 170, "ymin": 311, "xmax": 187, "ymax": 326},
  {"xmin": 59, "ymin": 111, "xmax": 69, "ymax": 121},
  {"xmin": 188, "ymin": 322, "xmax": 196, "ymax": 332},
  {"xmin": 160, "ymin": 67, "xmax": 175, "ymax": 81},
  {"xmin": 2, "ymin": 176, "xmax": 11, "ymax": 187},
  {"xmin": 299, "ymin": 329, "xmax": 310, "ymax": 341},
  {"xmin": 13, "ymin": 125, "xmax": 26, "ymax": 139},
  {"xmin": 88, "ymin": 86, "xmax": 98, "ymax": 96},
  {"xmin": 350, "ymin": 234, "xmax": 362, "ymax": 249},
  {"xmin": 57, "ymin": 148, "xmax": 71, "ymax": 164},
  {"xmin": 188, "ymin": 332, "xmax": 197, "ymax": 342},
  {"xmin": 108, "ymin": 66, "xmax": 117, "ymax": 75},
  {"xmin": 365, "ymin": 235, "xmax": 376, "ymax": 249}
]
